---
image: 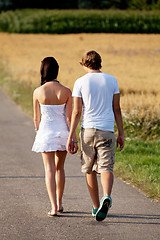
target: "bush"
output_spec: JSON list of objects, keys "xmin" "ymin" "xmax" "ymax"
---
[{"xmin": 0, "ymin": 9, "xmax": 160, "ymax": 33}]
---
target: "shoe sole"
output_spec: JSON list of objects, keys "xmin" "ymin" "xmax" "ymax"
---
[
  {"xmin": 58, "ymin": 208, "xmax": 64, "ymax": 213},
  {"xmin": 48, "ymin": 214, "xmax": 58, "ymax": 217},
  {"xmin": 96, "ymin": 198, "xmax": 110, "ymax": 221}
]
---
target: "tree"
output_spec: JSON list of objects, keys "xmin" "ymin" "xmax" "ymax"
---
[
  {"xmin": 129, "ymin": 0, "xmax": 148, "ymax": 10},
  {"xmin": 78, "ymin": 0, "xmax": 102, "ymax": 9},
  {"xmin": 101, "ymin": 0, "xmax": 129, "ymax": 9},
  {"xmin": 0, "ymin": 0, "xmax": 12, "ymax": 10},
  {"xmin": 0, "ymin": 0, "xmax": 79, "ymax": 10}
]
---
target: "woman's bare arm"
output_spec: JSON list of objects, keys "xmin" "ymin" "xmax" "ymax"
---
[
  {"xmin": 65, "ymin": 90, "xmax": 72, "ymax": 129},
  {"xmin": 66, "ymin": 97, "xmax": 82, "ymax": 154},
  {"xmin": 65, "ymin": 90, "xmax": 77, "ymax": 139},
  {"xmin": 33, "ymin": 89, "xmax": 41, "ymax": 131}
]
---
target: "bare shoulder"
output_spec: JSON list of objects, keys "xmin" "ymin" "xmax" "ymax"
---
[
  {"xmin": 66, "ymin": 87, "xmax": 72, "ymax": 96},
  {"xmin": 61, "ymin": 84, "xmax": 72, "ymax": 96},
  {"xmin": 33, "ymin": 86, "xmax": 41, "ymax": 98}
]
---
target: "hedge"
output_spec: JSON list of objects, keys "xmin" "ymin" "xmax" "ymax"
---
[{"xmin": 0, "ymin": 9, "xmax": 160, "ymax": 33}]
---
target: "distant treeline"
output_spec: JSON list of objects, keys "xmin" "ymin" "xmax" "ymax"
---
[
  {"xmin": 0, "ymin": 9, "xmax": 160, "ymax": 33},
  {"xmin": 0, "ymin": 0, "xmax": 160, "ymax": 11}
]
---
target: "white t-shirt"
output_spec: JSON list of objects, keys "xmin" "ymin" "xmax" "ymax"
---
[{"xmin": 72, "ymin": 72, "xmax": 120, "ymax": 132}]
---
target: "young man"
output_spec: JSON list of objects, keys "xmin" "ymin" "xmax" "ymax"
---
[{"xmin": 66, "ymin": 50, "xmax": 124, "ymax": 221}]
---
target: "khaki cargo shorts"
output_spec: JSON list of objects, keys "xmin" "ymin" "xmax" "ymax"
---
[{"xmin": 80, "ymin": 128, "xmax": 116, "ymax": 174}]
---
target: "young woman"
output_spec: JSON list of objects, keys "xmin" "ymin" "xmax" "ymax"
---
[{"xmin": 32, "ymin": 57, "xmax": 77, "ymax": 216}]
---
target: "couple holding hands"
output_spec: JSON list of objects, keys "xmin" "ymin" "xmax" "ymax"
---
[{"xmin": 32, "ymin": 50, "xmax": 124, "ymax": 221}]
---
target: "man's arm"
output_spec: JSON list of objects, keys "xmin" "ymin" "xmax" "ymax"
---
[
  {"xmin": 66, "ymin": 97, "xmax": 82, "ymax": 154},
  {"xmin": 113, "ymin": 93, "xmax": 124, "ymax": 151}
]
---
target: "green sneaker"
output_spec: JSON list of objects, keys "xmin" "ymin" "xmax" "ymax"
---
[
  {"xmin": 92, "ymin": 207, "xmax": 98, "ymax": 217},
  {"xmin": 96, "ymin": 196, "xmax": 112, "ymax": 221}
]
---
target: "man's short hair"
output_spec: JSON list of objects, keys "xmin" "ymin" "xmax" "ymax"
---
[{"xmin": 80, "ymin": 50, "xmax": 102, "ymax": 70}]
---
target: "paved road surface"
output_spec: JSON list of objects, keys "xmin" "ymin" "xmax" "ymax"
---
[{"xmin": 0, "ymin": 89, "xmax": 160, "ymax": 240}]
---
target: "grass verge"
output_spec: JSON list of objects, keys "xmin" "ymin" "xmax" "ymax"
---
[
  {"xmin": 115, "ymin": 140, "xmax": 160, "ymax": 201},
  {"xmin": 0, "ymin": 61, "xmax": 36, "ymax": 117},
  {"xmin": 0, "ymin": 61, "xmax": 159, "ymax": 202}
]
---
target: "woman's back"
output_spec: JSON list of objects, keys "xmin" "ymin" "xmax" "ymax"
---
[{"xmin": 36, "ymin": 81, "xmax": 70, "ymax": 106}]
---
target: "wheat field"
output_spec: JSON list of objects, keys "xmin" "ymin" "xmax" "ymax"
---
[{"xmin": 0, "ymin": 33, "xmax": 160, "ymax": 119}]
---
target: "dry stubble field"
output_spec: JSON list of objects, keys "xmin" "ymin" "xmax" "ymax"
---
[{"xmin": 0, "ymin": 33, "xmax": 160, "ymax": 123}]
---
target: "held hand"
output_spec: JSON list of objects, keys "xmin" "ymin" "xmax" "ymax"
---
[
  {"xmin": 66, "ymin": 138, "xmax": 78, "ymax": 154},
  {"xmin": 116, "ymin": 135, "xmax": 125, "ymax": 151}
]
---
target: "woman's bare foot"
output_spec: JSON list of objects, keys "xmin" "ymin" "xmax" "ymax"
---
[
  {"xmin": 57, "ymin": 201, "xmax": 63, "ymax": 212},
  {"xmin": 48, "ymin": 210, "xmax": 57, "ymax": 217},
  {"xmin": 57, "ymin": 206, "xmax": 63, "ymax": 212}
]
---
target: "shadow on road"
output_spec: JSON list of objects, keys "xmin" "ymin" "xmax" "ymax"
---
[
  {"xmin": 46, "ymin": 211, "xmax": 160, "ymax": 225},
  {"xmin": 106, "ymin": 213, "xmax": 160, "ymax": 225},
  {"xmin": 110, "ymin": 213, "xmax": 160, "ymax": 220}
]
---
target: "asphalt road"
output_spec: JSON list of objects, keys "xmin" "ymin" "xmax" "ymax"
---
[{"xmin": 0, "ymin": 89, "xmax": 160, "ymax": 240}]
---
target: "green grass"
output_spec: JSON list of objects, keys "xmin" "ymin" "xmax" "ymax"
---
[
  {"xmin": 0, "ymin": 62, "xmax": 36, "ymax": 117},
  {"xmin": 0, "ymin": 60, "xmax": 159, "ymax": 202},
  {"xmin": 0, "ymin": 9, "xmax": 160, "ymax": 33},
  {"xmin": 115, "ymin": 140, "xmax": 160, "ymax": 201},
  {"xmin": 121, "ymin": 111, "xmax": 160, "ymax": 140}
]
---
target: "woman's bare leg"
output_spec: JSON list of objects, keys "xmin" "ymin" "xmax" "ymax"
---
[
  {"xmin": 42, "ymin": 152, "xmax": 57, "ymax": 215},
  {"xmin": 55, "ymin": 150, "xmax": 67, "ymax": 211}
]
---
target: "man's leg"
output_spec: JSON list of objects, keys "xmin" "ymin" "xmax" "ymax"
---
[
  {"xmin": 80, "ymin": 128, "xmax": 99, "ymax": 209},
  {"xmin": 96, "ymin": 131, "xmax": 115, "ymax": 197},
  {"xmin": 95, "ymin": 171, "xmax": 113, "ymax": 221},
  {"xmin": 86, "ymin": 172, "xmax": 100, "ymax": 209},
  {"xmin": 101, "ymin": 171, "xmax": 114, "ymax": 197}
]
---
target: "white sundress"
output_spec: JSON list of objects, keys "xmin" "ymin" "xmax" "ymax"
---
[{"xmin": 32, "ymin": 104, "xmax": 69, "ymax": 152}]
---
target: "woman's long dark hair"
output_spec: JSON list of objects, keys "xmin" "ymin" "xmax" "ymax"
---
[{"xmin": 41, "ymin": 57, "xmax": 59, "ymax": 85}]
